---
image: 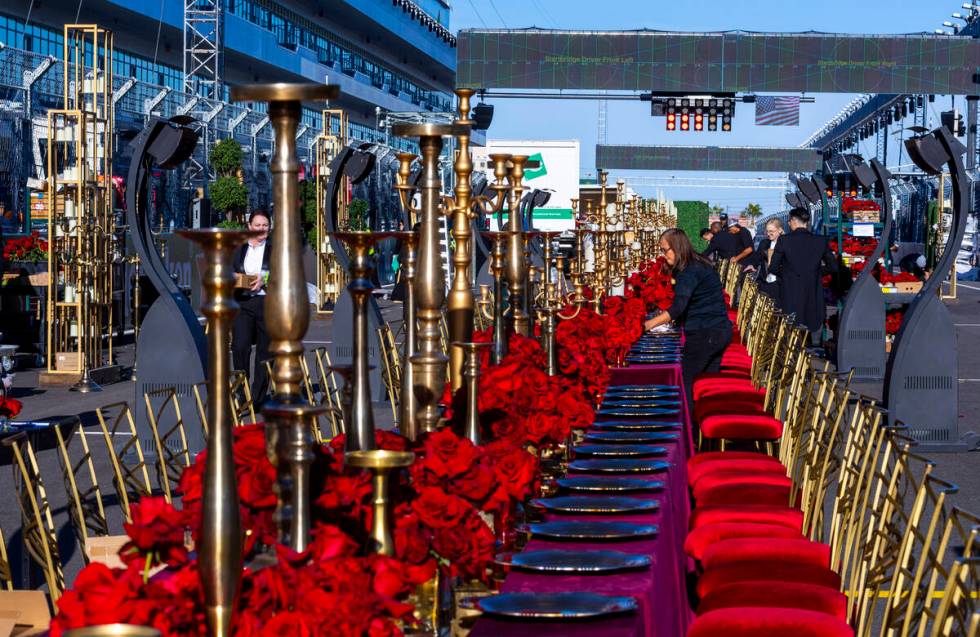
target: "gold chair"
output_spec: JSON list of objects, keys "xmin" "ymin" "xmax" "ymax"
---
[
  {"xmin": 2, "ymin": 433, "xmax": 65, "ymax": 601},
  {"xmin": 377, "ymin": 324, "xmax": 401, "ymax": 420},
  {"xmin": 192, "ymin": 381, "xmax": 209, "ymax": 437},
  {"xmin": 96, "ymin": 402, "xmax": 154, "ymax": 522},
  {"xmin": 229, "ymin": 370, "xmax": 257, "ymax": 426},
  {"xmin": 52, "ymin": 421, "xmax": 110, "ymax": 557},
  {"xmin": 312, "ymin": 346, "xmax": 345, "ymax": 438},
  {"xmin": 0, "ymin": 522, "xmax": 12, "ymax": 591},
  {"xmin": 143, "ymin": 387, "xmax": 192, "ymax": 502}
]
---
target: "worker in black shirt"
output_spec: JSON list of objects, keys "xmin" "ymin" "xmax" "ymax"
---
[
  {"xmin": 725, "ymin": 213, "xmax": 754, "ymax": 264},
  {"xmin": 644, "ymin": 228, "xmax": 733, "ymax": 415}
]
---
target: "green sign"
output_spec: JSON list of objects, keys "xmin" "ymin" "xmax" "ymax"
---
[
  {"xmin": 524, "ymin": 152, "xmax": 548, "ymax": 181},
  {"xmin": 532, "ymin": 208, "xmax": 573, "ymax": 220}
]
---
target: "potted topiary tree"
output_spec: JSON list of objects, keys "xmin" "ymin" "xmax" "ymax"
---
[{"xmin": 208, "ymin": 137, "xmax": 248, "ymax": 227}]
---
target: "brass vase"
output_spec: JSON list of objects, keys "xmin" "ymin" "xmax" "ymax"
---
[{"xmin": 178, "ymin": 228, "xmax": 252, "ymax": 637}]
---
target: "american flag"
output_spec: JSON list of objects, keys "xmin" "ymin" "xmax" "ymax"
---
[{"xmin": 755, "ymin": 96, "xmax": 801, "ymax": 126}]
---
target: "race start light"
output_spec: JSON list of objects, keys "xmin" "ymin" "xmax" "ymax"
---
[{"xmin": 662, "ymin": 97, "xmax": 735, "ymax": 132}]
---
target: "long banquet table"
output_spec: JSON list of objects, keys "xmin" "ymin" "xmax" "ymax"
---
[{"xmin": 469, "ymin": 361, "xmax": 694, "ymax": 637}]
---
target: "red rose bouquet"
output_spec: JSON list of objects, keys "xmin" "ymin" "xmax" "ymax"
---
[
  {"xmin": 626, "ymin": 256, "xmax": 675, "ymax": 311},
  {"xmin": 2, "ymin": 231, "xmax": 48, "ymax": 263}
]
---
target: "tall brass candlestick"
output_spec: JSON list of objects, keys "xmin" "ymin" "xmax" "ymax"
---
[
  {"xmin": 333, "ymin": 231, "xmax": 398, "ymax": 451},
  {"xmin": 392, "ymin": 122, "xmax": 465, "ymax": 433},
  {"xmin": 231, "ymin": 83, "xmax": 337, "ymax": 553},
  {"xmin": 447, "ymin": 89, "xmax": 476, "ymax": 393},
  {"xmin": 178, "ymin": 228, "xmax": 253, "ymax": 637},
  {"xmin": 392, "ymin": 231, "xmax": 420, "ymax": 440},
  {"xmin": 345, "ymin": 450, "xmax": 415, "ymax": 555},
  {"xmin": 481, "ymin": 231, "xmax": 512, "ymax": 364},
  {"xmin": 505, "ymin": 156, "xmax": 529, "ymax": 336},
  {"xmin": 453, "ymin": 341, "xmax": 492, "ymax": 445}
]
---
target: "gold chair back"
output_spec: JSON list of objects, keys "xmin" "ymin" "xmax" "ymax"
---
[
  {"xmin": 53, "ymin": 421, "xmax": 110, "ymax": 555},
  {"xmin": 2, "ymin": 433, "xmax": 65, "ymax": 601},
  {"xmin": 96, "ymin": 402, "xmax": 154, "ymax": 521},
  {"xmin": 143, "ymin": 387, "xmax": 192, "ymax": 502},
  {"xmin": 0, "ymin": 522, "xmax": 12, "ymax": 590},
  {"xmin": 229, "ymin": 370, "xmax": 257, "ymax": 426}
]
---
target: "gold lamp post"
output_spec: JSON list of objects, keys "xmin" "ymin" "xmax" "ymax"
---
[
  {"xmin": 392, "ymin": 122, "xmax": 466, "ymax": 433},
  {"xmin": 230, "ymin": 83, "xmax": 337, "ymax": 553},
  {"xmin": 178, "ymin": 228, "xmax": 254, "ymax": 637}
]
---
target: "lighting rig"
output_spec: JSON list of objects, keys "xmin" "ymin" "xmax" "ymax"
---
[{"xmin": 650, "ymin": 95, "xmax": 735, "ymax": 132}]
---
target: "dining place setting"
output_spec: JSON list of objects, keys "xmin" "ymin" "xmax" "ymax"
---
[{"xmin": 465, "ymin": 379, "xmax": 692, "ymax": 637}]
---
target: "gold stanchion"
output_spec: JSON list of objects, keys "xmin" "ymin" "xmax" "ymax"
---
[
  {"xmin": 179, "ymin": 228, "xmax": 253, "ymax": 637},
  {"xmin": 505, "ymin": 156, "xmax": 529, "ymax": 336},
  {"xmin": 390, "ymin": 230, "xmax": 420, "ymax": 441},
  {"xmin": 447, "ymin": 89, "xmax": 476, "ymax": 393},
  {"xmin": 231, "ymin": 83, "xmax": 337, "ymax": 553},
  {"xmin": 480, "ymin": 231, "xmax": 513, "ymax": 363}
]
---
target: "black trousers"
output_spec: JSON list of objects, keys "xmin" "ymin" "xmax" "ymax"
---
[
  {"xmin": 232, "ymin": 294, "xmax": 271, "ymax": 403},
  {"xmin": 681, "ymin": 326, "xmax": 733, "ymax": 435}
]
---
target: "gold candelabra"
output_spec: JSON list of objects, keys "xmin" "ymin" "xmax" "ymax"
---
[
  {"xmin": 505, "ymin": 156, "xmax": 530, "ymax": 336},
  {"xmin": 231, "ymin": 83, "xmax": 337, "ymax": 554},
  {"xmin": 178, "ymin": 228, "xmax": 253, "ymax": 637}
]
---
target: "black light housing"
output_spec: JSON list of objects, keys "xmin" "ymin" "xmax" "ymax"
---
[
  {"xmin": 905, "ymin": 126, "xmax": 965, "ymax": 175},
  {"xmin": 472, "ymin": 103, "xmax": 494, "ymax": 130},
  {"xmin": 798, "ymin": 177, "xmax": 821, "ymax": 204}
]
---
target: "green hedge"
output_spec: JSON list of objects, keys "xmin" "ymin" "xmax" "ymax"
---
[{"xmin": 675, "ymin": 200, "xmax": 710, "ymax": 251}]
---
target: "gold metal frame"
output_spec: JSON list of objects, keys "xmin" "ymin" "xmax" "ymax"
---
[
  {"xmin": 143, "ymin": 387, "xmax": 192, "ymax": 502},
  {"xmin": 53, "ymin": 421, "xmax": 110, "ymax": 556},
  {"xmin": 2, "ymin": 433, "xmax": 65, "ymax": 601},
  {"xmin": 96, "ymin": 402, "xmax": 153, "ymax": 521}
]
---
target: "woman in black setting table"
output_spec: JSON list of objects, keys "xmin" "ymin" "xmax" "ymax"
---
[{"xmin": 643, "ymin": 228, "xmax": 732, "ymax": 416}]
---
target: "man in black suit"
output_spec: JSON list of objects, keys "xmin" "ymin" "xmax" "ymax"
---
[
  {"xmin": 769, "ymin": 208, "xmax": 838, "ymax": 340},
  {"xmin": 232, "ymin": 209, "xmax": 272, "ymax": 402}
]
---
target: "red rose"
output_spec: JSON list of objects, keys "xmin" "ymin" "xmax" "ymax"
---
[
  {"xmin": 418, "ymin": 428, "xmax": 479, "ymax": 478},
  {"xmin": 121, "ymin": 497, "xmax": 190, "ymax": 568},
  {"xmin": 412, "ymin": 487, "xmax": 471, "ymax": 530},
  {"xmin": 482, "ymin": 440, "xmax": 538, "ymax": 502},
  {"xmin": 0, "ymin": 397, "xmax": 22, "ymax": 419},
  {"xmin": 432, "ymin": 511, "xmax": 494, "ymax": 580}
]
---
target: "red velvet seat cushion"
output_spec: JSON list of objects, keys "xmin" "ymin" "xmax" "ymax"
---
[
  {"xmin": 688, "ymin": 457, "xmax": 786, "ymax": 487},
  {"xmin": 696, "ymin": 384, "xmax": 765, "ymax": 402},
  {"xmin": 695, "ymin": 482, "xmax": 794, "ymax": 507},
  {"xmin": 688, "ymin": 451, "xmax": 781, "ymax": 470},
  {"xmin": 697, "ymin": 581, "xmax": 847, "ymax": 620},
  {"xmin": 692, "ymin": 469, "xmax": 792, "ymax": 500},
  {"xmin": 701, "ymin": 537, "xmax": 831, "ymax": 570},
  {"xmin": 693, "ymin": 372, "xmax": 752, "ymax": 386},
  {"xmin": 693, "ymin": 395, "xmax": 768, "ymax": 424},
  {"xmin": 689, "ymin": 504, "xmax": 803, "ymax": 532},
  {"xmin": 696, "ymin": 561, "xmax": 842, "ymax": 598},
  {"xmin": 684, "ymin": 522, "xmax": 802, "ymax": 561},
  {"xmin": 689, "ymin": 606, "xmax": 853, "ymax": 636},
  {"xmin": 701, "ymin": 414, "xmax": 784, "ymax": 440}
]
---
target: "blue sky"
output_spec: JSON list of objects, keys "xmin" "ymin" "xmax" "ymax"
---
[{"xmin": 450, "ymin": 1, "xmax": 969, "ymax": 216}]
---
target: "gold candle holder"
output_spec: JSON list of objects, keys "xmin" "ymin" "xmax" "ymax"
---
[
  {"xmin": 452, "ymin": 341, "xmax": 493, "ymax": 445},
  {"xmin": 505, "ymin": 156, "xmax": 529, "ymax": 337},
  {"xmin": 447, "ymin": 89, "xmax": 476, "ymax": 394},
  {"xmin": 332, "ymin": 231, "xmax": 400, "ymax": 451},
  {"xmin": 392, "ymin": 122, "xmax": 467, "ymax": 433},
  {"xmin": 63, "ymin": 626, "xmax": 162, "ymax": 637},
  {"xmin": 480, "ymin": 231, "xmax": 514, "ymax": 364},
  {"xmin": 178, "ymin": 228, "xmax": 254, "ymax": 637},
  {"xmin": 231, "ymin": 83, "xmax": 337, "ymax": 553},
  {"xmin": 390, "ymin": 230, "xmax": 420, "ymax": 441},
  {"xmin": 345, "ymin": 449, "xmax": 415, "ymax": 555}
]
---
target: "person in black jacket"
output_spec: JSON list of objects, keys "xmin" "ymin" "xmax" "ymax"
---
[
  {"xmin": 644, "ymin": 228, "xmax": 732, "ymax": 415},
  {"xmin": 768, "ymin": 208, "xmax": 837, "ymax": 340},
  {"xmin": 232, "ymin": 209, "xmax": 272, "ymax": 402}
]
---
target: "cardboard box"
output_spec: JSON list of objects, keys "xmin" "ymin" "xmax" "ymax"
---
[
  {"xmin": 85, "ymin": 535, "xmax": 129, "ymax": 569},
  {"xmin": 235, "ymin": 273, "xmax": 259, "ymax": 289},
  {"xmin": 0, "ymin": 590, "xmax": 51, "ymax": 636},
  {"xmin": 895, "ymin": 281, "xmax": 922, "ymax": 294},
  {"xmin": 55, "ymin": 351, "xmax": 79, "ymax": 371}
]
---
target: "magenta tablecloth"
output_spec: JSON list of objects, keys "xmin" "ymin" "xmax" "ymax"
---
[{"xmin": 470, "ymin": 364, "xmax": 693, "ymax": 637}]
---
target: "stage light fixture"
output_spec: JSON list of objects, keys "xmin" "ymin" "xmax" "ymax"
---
[
  {"xmin": 694, "ymin": 113, "xmax": 703, "ymax": 131},
  {"xmin": 666, "ymin": 113, "xmax": 676, "ymax": 131},
  {"xmin": 680, "ymin": 113, "xmax": 690, "ymax": 131},
  {"xmin": 707, "ymin": 114, "xmax": 718, "ymax": 131},
  {"xmin": 722, "ymin": 115, "xmax": 732, "ymax": 131}
]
